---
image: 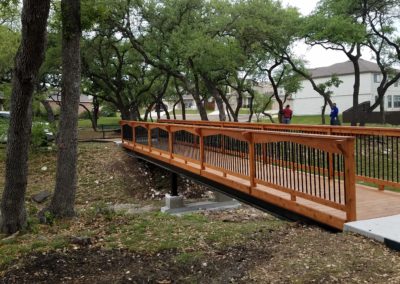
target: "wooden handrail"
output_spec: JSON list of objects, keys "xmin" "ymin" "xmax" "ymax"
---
[
  {"xmin": 157, "ymin": 119, "xmax": 400, "ymax": 190},
  {"xmin": 158, "ymin": 119, "xmax": 400, "ymax": 137}
]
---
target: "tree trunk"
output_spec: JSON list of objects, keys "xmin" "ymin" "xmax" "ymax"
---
[
  {"xmin": 321, "ymin": 98, "xmax": 327, "ymax": 125},
  {"xmin": 120, "ymin": 106, "xmax": 131, "ymax": 120},
  {"xmin": 174, "ymin": 79, "xmax": 186, "ymax": 120},
  {"xmin": 247, "ymin": 91, "xmax": 254, "ymax": 122},
  {"xmin": 40, "ymin": 99, "xmax": 55, "ymax": 123},
  {"xmin": 380, "ymin": 100, "xmax": 385, "ymax": 124},
  {"xmin": 92, "ymin": 96, "xmax": 99, "ymax": 127},
  {"xmin": 1, "ymin": 0, "xmax": 51, "ymax": 234},
  {"xmin": 201, "ymin": 75, "xmax": 226, "ymax": 121},
  {"xmin": 47, "ymin": 0, "xmax": 81, "ymax": 218},
  {"xmin": 351, "ymin": 59, "xmax": 360, "ymax": 126}
]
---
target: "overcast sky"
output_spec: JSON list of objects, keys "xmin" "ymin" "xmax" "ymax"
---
[{"xmin": 280, "ymin": 0, "xmax": 372, "ymax": 68}]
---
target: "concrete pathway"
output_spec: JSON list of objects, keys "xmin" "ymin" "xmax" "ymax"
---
[{"xmin": 344, "ymin": 215, "xmax": 400, "ymax": 250}]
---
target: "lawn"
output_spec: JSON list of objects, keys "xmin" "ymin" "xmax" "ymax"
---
[
  {"xmin": 1, "ymin": 143, "xmax": 400, "ymax": 282},
  {"xmin": 173, "ymin": 109, "xmax": 214, "ymax": 115},
  {"xmin": 78, "ymin": 116, "xmax": 121, "ymax": 128}
]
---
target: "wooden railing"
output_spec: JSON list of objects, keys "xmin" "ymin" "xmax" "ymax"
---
[
  {"xmin": 159, "ymin": 119, "xmax": 400, "ymax": 190},
  {"xmin": 120, "ymin": 120, "xmax": 356, "ymax": 229}
]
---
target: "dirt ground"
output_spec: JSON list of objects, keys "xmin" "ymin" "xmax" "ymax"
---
[{"xmin": 1, "ymin": 143, "xmax": 400, "ymax": 283}]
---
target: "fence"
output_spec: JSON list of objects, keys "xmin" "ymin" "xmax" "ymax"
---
[
  {"xmin": 120, "ymin": 120, "xmax": 356, "ymax": 229},
  {"xmin": 159, "ymin": 119, "xmax": 400, "ymax": 190}
]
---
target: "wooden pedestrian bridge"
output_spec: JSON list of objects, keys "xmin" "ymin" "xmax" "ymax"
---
[{"xmin": 120, "ymin": 119, "xmax": 400, "ymax": 230}]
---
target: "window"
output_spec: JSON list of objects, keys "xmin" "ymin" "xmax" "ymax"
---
[
  {"xmin": 394, "ymin": 95, "xmax": 400, "ymax": 108},
  {"xmin": 395, "ymin": 80, "xmax": 399, "ymax": 87},
  {"xmin": 388, "ymin": 95, "xmax": 393, "ymax": 108},
  {"xmin": 374, "ymin": 73, "xmax": 381, "ymax": 83}
]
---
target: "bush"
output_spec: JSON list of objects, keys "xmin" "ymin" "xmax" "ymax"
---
[
  {"xmin": 0, "ymin": 120, "xmax": 8, "ymax": 143},
  {"xmin": 31, "ymin": 121, "xmax": 55, "ymax": 149},
  {"xmin": 79, "ymin": 110, "xmax": 92, "ymax": 119},
  {"xmin": 100, "ymin": 104, "xmax": 117, "ymax": 117}
]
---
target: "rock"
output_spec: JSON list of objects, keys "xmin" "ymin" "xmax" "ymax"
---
[
  {"xmin": 70, "ymin": 236, "xmax": 92, "ymax": 246},
  {"xmin": 31, "ymin": 191, "xmax": 51, "ymax": 203},
  {"xmin": 41, "ymin": 166, "xmax": 47, "ymax": 171}
]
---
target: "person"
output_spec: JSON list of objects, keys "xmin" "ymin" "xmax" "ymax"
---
[
  {"xmin": 330, "ymin": 103, "xmax": 339, "ymax": 125},
  {"xmin": 282, "ymin": 105, "xmax": 293, "ymax": 124}
]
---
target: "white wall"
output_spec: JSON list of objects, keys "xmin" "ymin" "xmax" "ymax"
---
[{"xmin": 291, "ymin": 73, "xmax": 400, "ymax": 115}]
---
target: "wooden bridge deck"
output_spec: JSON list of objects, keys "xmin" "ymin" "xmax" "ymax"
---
[{"xmin": 120, "ymin": 121, "xmax": 400, "ymax": 230}]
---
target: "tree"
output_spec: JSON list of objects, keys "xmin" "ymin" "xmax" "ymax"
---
[
  {"xmin": 257, "ymin": 58, "xmax": 302, "ymax": 123},
  {"xmin": 1, "ymin": 0, "xmax": 51, "ymax": 234},
  {"xmin": 304, "ymin": 0, "xmax": 367, "ymax": 125},
  {"xmin": 81, "ymin": 34, "xmax": 161, "ymax": 121},
  {"xmin": 252, "ymin": 91, "xmax": 274, "ymax": 122},
  {"xmin": 360, "ymin": 0, "xmax": 400, "ymax": 125},
  {"xmin": 46, "ymin": 0, "xmax": 81, "ymax": 218}
]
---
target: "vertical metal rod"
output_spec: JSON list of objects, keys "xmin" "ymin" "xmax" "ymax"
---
[
  {"xmin": 373, "ymin": 136, "xmax": 376, "ymax": 178},
  {"xmin": 333, "ymin": 154, "xmax": 337, "ymax": 202},
  {"xmin": 391, "ymin": 136, "xmax": 394, "ymax": 182},
  {"xmin": 337, "ymin": 154, "xmax": 341, "ymax": 204},
  {"xmin": 323, "ymin": 152, "xmax": 326, "ymax": 199}
]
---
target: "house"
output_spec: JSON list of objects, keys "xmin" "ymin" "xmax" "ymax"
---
[
  {"xmin": 290, "ymin": 59, "xmax": 400, "ymax": 115},
  {"xmin": 46, "ymin": 94, "xmax": 93, "ymax": 115}
]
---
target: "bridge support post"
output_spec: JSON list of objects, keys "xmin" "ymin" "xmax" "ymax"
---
[{"xmin": 171, "ymin": 172, "xmax": 178, "ymax": 196}]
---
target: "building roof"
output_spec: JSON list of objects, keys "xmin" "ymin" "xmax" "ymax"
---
[
  {"xmin": 309, "ymin": 59, "xmax": 381, "ymax": 79},
  {"xmin": 47, "ymin": 94, "xmax": 93, "ymax": 103}
]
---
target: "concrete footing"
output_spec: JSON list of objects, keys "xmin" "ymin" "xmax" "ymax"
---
[
  {"xmin": 161, "ymin": 191, "xmax": 241, "ymax": 214},
  {"xmin": 344, "ymin": 215, "xmax": 400, "ymax": 251}
]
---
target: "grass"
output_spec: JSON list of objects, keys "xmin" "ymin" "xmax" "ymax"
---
[
  {"xmin": 173, "ymin": 109, "xmax": 214, "ymax": 115},
  {"xmin": 78, "ymin": 116, "xmax": 120, "ymax": 128}
]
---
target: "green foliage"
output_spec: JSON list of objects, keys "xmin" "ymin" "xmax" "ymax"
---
[
  {"xmin": 30, "ymin": 121, "xmax": 55, "ymax": 150},
  {"xmin": 252, "ymin": 92, "xmax": 273, "ymax": 122},
  {"xmin": 316, "ymin": 75, "xmax": 343, "ymax": 98},
  {"xmin": 0, "ymin": 25, "xmax": 19, "ymax": 80},
  {"xmin": 0, "ymin": 119, "xmax": 8, "ymax": 143}
]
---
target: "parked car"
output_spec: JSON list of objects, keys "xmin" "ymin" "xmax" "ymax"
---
[
  {"xmin": 0, "ymin": 111, "xmax": 54, "ymax": 144},
  {"xmin": 0, "ymin": 111, "xmax": 10, "ymax": 119}
]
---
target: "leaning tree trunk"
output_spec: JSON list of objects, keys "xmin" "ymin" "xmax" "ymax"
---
[
  {"xmin": 47, "ymin": 0, "xmax": 81, "ymax": 218},
  {"xmin": 1, "ymin": 0, "xmax": 51, "ymax": 234},
  {"xmin": 321, "ymin": 98, "xmax": 328, "ymax": 125},
  {"xmin": 40, "ymin": 99, "xmax": 55, "ymax": 123}
]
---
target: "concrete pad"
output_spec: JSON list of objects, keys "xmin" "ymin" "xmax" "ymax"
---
[
  {"xmin": 344, "ymin": 215, "xmax": 400, "ymax": 250},
  {"xmin": 213, "ymin": 191, "xmax": 235, "ymax": 202},
  {"xmin": 161, "ymin": 199, "xmax": 241, "ymax": 215}
]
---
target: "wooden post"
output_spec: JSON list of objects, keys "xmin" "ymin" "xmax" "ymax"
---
[
  {"xmin": 344, "ymin": 139, "xmax": 357, "ymax": 221},
  {"xmin": 132, "ymin": 123, "xmax": 136, "ymax": 148},
  {"xmin": 169, "ymin": 127, "xmax": 173, "ymax": 160},
  {"xmin": 148, "ymin": 125, "xmax": 152, "ymax": 151},
  {"xmin": 199, "ymin": 129, "xmax": 204, "ymax": 171},
  {"xmin": 248, "ymin": 133, "xmax": 256, "ymax": 193}
]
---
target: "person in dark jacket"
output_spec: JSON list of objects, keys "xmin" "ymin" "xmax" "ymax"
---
[{"xmin": 330, "ymin": 103, "xmax": 339, "ymax": 125}]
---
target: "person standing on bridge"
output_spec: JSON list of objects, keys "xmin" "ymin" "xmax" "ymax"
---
[{"xmin": 282, "ymin": 104, "xmax": 293, "ymax": 124}]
